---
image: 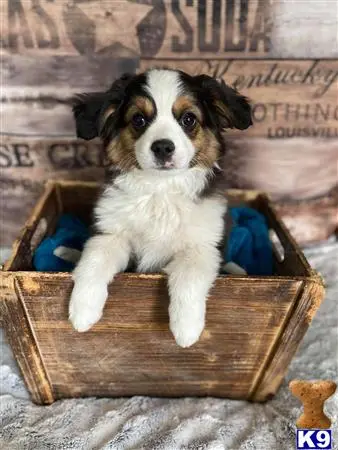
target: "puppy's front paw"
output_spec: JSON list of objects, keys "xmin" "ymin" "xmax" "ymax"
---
[
  {"xmin": 69, "ymin": 283, "xmax": 108, "ymax": 332},
  {"xmin": 169, "ymin": 312, "xmax": 205, "ymax": 348}
]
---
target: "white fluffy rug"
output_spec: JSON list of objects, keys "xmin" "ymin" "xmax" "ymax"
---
[{"xmin": 0, "ymin": 240, "xmax": 337, "ymax": 450}]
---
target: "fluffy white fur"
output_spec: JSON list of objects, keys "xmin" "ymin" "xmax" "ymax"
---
[{"xmin": 69, "ymin": 168, "xmax": 227, "ymax": 347}]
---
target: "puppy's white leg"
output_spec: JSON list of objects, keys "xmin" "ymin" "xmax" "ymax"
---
[
  {"xmin": 69, "ymin": 234, "xmax": 130, "ymax": 332},
  {"xmin": 164, "ymin": 247, "xmax": 220, "ymax": 348}
]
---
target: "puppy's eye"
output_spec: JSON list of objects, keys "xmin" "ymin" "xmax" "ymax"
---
[
  {"xmin": 131, "ymin": 113, "xmax": 147, "ymax": 129},
  {"xmin": 180, "ymin": 112, "xmax": 197, "ymax": 131}
]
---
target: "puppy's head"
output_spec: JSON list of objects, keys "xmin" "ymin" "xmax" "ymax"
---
[{"xmin": 72, "ymin": 69, "xmax": 252, "ymax": 172}]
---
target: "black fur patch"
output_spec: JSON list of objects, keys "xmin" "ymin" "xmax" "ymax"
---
[{"xmin": 179, "ymin": 72, "xmax": 252, "ymax": 130}]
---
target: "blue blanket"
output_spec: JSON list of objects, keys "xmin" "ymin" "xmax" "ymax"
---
[
  {"xmin": 225, "ymin": 207, "xmax": 273, "ymax": 276},
  {"xmin": 33, "ymin": 208, "xmax": 273, "ymax": 275}
]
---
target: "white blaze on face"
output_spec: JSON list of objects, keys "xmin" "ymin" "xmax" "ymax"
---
[{"xmin": 135, "ymin": 69, "xmax": 197, "ymax": 170}]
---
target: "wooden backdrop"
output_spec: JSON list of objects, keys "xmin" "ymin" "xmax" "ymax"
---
[{"xmin": 1, "ymin": 0, "xmax": 337, "ymax": 246}]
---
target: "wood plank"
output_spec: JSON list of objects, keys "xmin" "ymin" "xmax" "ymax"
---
[
  {"xmin": 222, "ymin": 137, "xmax": 338, "ymax": 200},
  {"xmin": 0, "ymin": 0, "xmax": 273, "ymax": 58},
  {"xmin": 274, "ymin": 189, "xmax": 338, "ymax": 245},
  {"xmin": 2, "ymin": 60, "xmax": 337, "ymax": 139},
  {"xmin": 0, "ymin": 272, "xmax": 55, "ymax": 404},
  {"xmin": 2, "ymin": 136, "xmax": 337, "ymax": 200},
  {"xmin": 251, "ymin": 278, "xmax": 325, "ymax": 402},
  {"xmin": 14, "ymin": 272, "xmax": 301, "ymax": 400},
  {"xmin": 1, "ymin": 54, "xmax": 139, "ymax": 98},
  {"xmin": 1, "ymin": 136, "xmax": 337, "ymax": 246},
  {"xmin": 0, "ymin": 137, "xmax": 105, "ymax": 246}
]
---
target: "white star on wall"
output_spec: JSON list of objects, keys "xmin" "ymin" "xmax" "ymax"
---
[{"xmin": 74, "ymin": 0, "xmax": 152, "ymax": 56}]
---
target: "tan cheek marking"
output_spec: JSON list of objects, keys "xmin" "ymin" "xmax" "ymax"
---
[
  {"xmin": 191, "ymin": 128, "xmax": 220, "ymax": 169},
  {"xmin": 106, "ymin": 126, "xmax": 139, "ymax": 171}
]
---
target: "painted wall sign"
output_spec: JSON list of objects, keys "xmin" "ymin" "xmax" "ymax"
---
[{"xmin": 0, "ymin": 0, "xmax": 272, "ymax": 57}]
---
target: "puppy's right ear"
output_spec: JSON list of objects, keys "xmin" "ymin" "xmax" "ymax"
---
[
  {"xmin": 72, "ymin": 92, "xmax": 107, "ymax": 140},
  {"xmin": 72, "ymin": 73, "xmax": 134, "ymax": 140}
]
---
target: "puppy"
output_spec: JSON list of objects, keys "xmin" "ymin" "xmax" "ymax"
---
[{"xmin": 69, "ymin": 68, "xmax": 252, "ymax": 348}]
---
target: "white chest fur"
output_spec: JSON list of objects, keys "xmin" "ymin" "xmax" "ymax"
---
[{"xmin": 95, "ymin": 169, "xmax": 227, "ymax": 271}]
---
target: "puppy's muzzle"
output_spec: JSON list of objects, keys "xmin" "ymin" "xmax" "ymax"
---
[{"xmin": 151, "ymin": 139, "xmax": 175, "ymax": 163}]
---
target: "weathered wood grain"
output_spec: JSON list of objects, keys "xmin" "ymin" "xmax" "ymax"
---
[
  {"xmin": 2, "ymin": 136, "xmax": 337, "ymax": 199},
  {"xmin": 222, "ymin": 137, "xmax": 338, "ymax": 200},
  {"xmin": 274, "ymin": 189, "xmax": 338, "ymax": 245},
  {"xmin": 1, "ymin": 136, "xmax": 337, "ymax": 246},
  {"xmin": 0, "ymin": 137, "xmax": 105, "ymax": 245},
  {"xmin": 14, "ymin": 273, "xmax": 301, "ymax": 400},
  {"xmin": 2, "ymin": 60, "xmax": 337, "ymax": 139},
  {"xmin": 0, "ymin": 0, "xmax": 273, "ymax": 58},
  {"xmin": 0, "ymin": 272, "xmax": 54, "ymax": 404},
  {"xmin": 0, "ymin": 60, "xmax": 338, "ymax": 137},
  {"xmin": 252, "ymin": 278, "xmax": 325, "ymax": 402},
  {"xmin": 1, "ymin": 54, "xmax": 139, "ymax": 98}
]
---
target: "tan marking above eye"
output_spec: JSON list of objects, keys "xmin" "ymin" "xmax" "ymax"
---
[
  {"xmin": 172, "ymin": 96, "xmax": 203, "ymax": 122},
  {"xmin": 125, "ymin": 96, "xmax": 154, "ymax": 122}
]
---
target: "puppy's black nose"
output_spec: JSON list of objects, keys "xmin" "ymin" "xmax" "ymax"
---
[{"xmin": 151, "ymin": 139, "xmax": 175, "ymax": 160}]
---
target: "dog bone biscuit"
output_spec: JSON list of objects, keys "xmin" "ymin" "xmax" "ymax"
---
[{"xmin": 289, "ymin": 379, "xmax": 337, "ymax": 429}]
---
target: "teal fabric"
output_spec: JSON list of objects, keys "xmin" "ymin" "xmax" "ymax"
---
[
  {"xmin": 34, "ymin": 208, "xmax": 273, "ymax": 275},
  {"xmin": 225, "ymin": 207, "xmax": 273, "ymax": 275},
  {"xmin": 33, "ymin": 214, "xmax": 89, "ymax": 272}
]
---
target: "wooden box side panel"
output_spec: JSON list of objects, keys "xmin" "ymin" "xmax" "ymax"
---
[
  {"xmin": 252, "ymin": 194, "xmax": 313, "ymax": 277},
  {"xmin": 251, "ymin": 278, "xmax": 325, "ymax": 401},
  {"xmin": 5, "ymin": 182, "xmax": 61, "ymax": 272},
  {"xmin": 57, "ymin": 180, "xmax": 101, "ymax": 225},
  {"xmin": 0, "ymin": 273, "xmax": 54, "ymax": 404},
  {"xmin": 15, "ymin": 273, "xmax": 302, "ymax": 401}
]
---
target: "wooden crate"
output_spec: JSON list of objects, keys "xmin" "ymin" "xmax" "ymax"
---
[{"xmin": 0, "ymin": 181, "xmax": 325, "ymax": 405}]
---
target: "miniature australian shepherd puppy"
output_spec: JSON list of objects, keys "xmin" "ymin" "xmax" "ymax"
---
[{"xmin": 69, "ymin": 68, "xmax": 252, "ymax": 348}]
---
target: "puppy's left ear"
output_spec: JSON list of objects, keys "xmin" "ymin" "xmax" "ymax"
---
[
  {"xmin": 72, "ymin": 92, "xmax": 107, "ymax": 140},
  {"xmin": 196, "ymin": 75, "xmax": 252, "ymax": 131},
  {"xmin": 72, "ymin": 73, "xmax": 134, "ymax": 140}
]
